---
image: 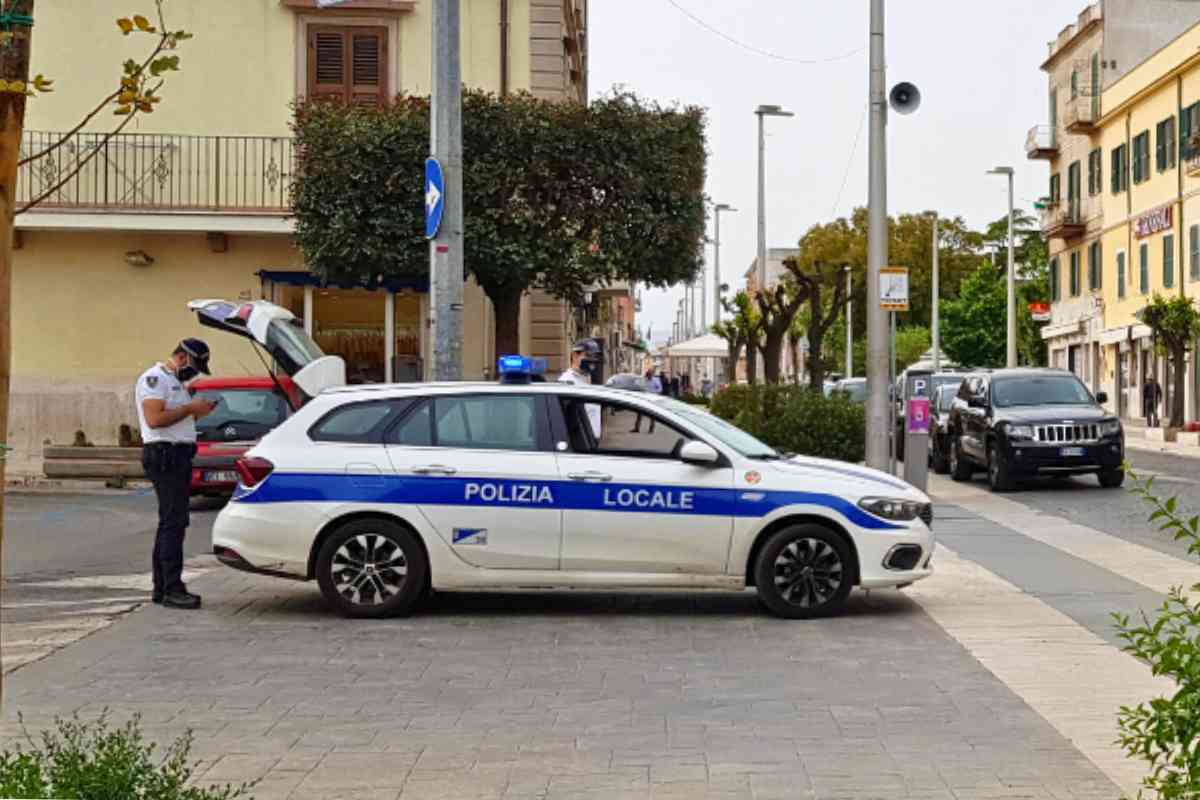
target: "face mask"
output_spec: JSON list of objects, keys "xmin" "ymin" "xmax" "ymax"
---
[
  {"xmin": 176, "ymin": 363, "xmax": 199, "ymax": 383},
  {"xmin": 578, "ymin": 360, "xmax": 594, "ymax": 375}
]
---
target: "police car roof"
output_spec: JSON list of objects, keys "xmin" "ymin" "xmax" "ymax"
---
[{"xmin": 322, "ymin": 381, "xmax": 665, "ymax": 402}]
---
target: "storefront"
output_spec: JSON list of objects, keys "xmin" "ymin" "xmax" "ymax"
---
[{"xmin": 259, "ymin": 270, "xmax": 428, "ymax": 385}]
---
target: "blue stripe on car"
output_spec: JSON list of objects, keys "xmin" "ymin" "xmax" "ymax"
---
[{"xmin": 232, "ymin": 473, "xmax": 903, "ymax": 531}]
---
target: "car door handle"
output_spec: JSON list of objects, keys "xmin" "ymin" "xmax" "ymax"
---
[
  {"xmin": 412, "ymin": 464, "xmax": 457, "ymax": 475},
  {"xmin": 567, "ymin": 471, "xmax": 612, "ymax": 482}
]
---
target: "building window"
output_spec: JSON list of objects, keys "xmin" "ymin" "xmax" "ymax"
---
[
  {"xmin": 1157, "ymin": 117, "xmax": 1177, "ymax": 172},
  {"xmin": 1070, "ymin": 70, "xmax": 1078, "ymax": 100},
  {"xmin": 1140, "ymin": 242, "xmax": 1149, "ymax": 294},
  {"xmin": 1182, "ymin": 101, "xmax": 1200, "ymax": 160},
  {"xmin": 306, "ymin": 25, "xmax": 388, "ymax": 106},
  {"xmin": 1050, "ymin": 256, "xmax": 1060, "ymax": 302},
  {"xmin": 1117, "ymin": 251, "xmax": 1126, "ymax": 299},
  {"xmin": 1164, "ymin": 234, "xmax": 1175, "ymax": 289},
  {"xmin": 1192, "ymin": 224, "xmax": 1200, "ymax": 281},
  {"xmin": 1069, "ymin": 251, "xmax": 1080, "ymax": 296},
  {"xmin": 1088, "ymin": 148, "xmax": 1102, "ymax": 196},
  {"xmin": 1050, "ymin": 173, "xmax": 1061, "ymax": 204},
  {"xmin": 1112, "ymin": 144, "xmax": 1128, "ymax": 194},
  {"xmin": 1132, "ymin": 131, "xmax": 1150, "ymax": 183},
  {"xmin": 1088, "ymin": 241, "xmax": 1101, "ymax": 290}
]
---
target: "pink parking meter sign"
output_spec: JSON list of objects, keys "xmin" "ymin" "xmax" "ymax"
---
[{"xmin": 907, "ymin": 397, "xmax": 931, "ymax": 435}]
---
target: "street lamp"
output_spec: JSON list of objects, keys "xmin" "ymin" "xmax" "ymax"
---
[
  {"xmin": 987, "ymin": 166, "xmax": 1017, "ymax": 368},
  {"xmin": 844, "ymin": 266, "xmax": 853, "ymax": 378},
  {"xmin": 713, "ymin": 203, "xmax": 737, "ymax": 325},
  {"xmin": 755, "ymin": 105, "xmax": 794, "ymax": 292}
]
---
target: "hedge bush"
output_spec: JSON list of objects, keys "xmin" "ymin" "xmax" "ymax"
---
[
  {"xmin": 709, "ymin": 384, "xmax": 865, "ymax": 463},
  {"xmin": 0, "ymin": 713, "xmax": 253, "ymax": 800}
]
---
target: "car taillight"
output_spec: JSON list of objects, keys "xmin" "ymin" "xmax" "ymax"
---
[{"xmin": 235, "ymin": 457, "xmax": 274, "ymax": 488}]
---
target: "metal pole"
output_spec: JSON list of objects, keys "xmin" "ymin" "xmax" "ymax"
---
[
  {"xmin": 932, "ymin": 214, "xmax": 940, "ymax": 371},
  {"xmin": 888, "ymin": 311, "xmax": 896, "ymax": 476},
  {"xmin": 865, "ymin": 0, "xmax": 890, "ymax": 470},
  {"xmin": 1006, "ymin": 170, "xmax": 1017, "ymax": 368},
  {"xmin": 700, "ymin": 254, "xmax": 708, "ymax": 335},
  {"xmin": 757, "ymin": 113, "xmax": 767, "ymax": 292},
  {"xmin": 845, "ymin": 266, "xmax": 853, "ymax": 378},
  {"xmin": 430, "ymin": 0, "xmax": 463, "ymax": 380},
  {"xmin": 714, "ymin": 208, "xmax": 723, "ymax": 325}
]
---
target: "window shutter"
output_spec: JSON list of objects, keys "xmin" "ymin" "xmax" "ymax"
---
[
  {"xmin": 1164, "ymin": 235, "xmax": 1175, "ymax": 288},
  {"xmin": 307, "ymin": 26, "xmax": 387, "ymax": 106},
  {"xmin": 1118, "ymin": 252, "xmax": 1126, "ymax": 298},
  {"xmin": 1112, "ymin": 148, "xmax": 1120, "ymax": 194},
  {"xmin": 1192, "ymin": 225, "xmax": 1200, "ymax": 280},
  {"xmin": 350, "ymin": 30, "xmax": 387, "ymax": 107},
  {"xmin": 1157, "ymin": 122, "xmax": 1167, "ymax": 172},
  {"xmin": 309, "ymin": 28, "xmax": 348, "ymax": 102},
  {"xmin": 1140, "ymin": 243, "xmax": 1149, "ymax": 293},
  {"xmin": 1183, "ymin": 107, "xmax": 1193, "ymax": 160}
]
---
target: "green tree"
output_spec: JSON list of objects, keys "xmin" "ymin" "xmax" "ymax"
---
[
  {"xmin": 1140, "ymin": 295, "xmax": 1200, "ymax": 428},
  {"xmin": 754, "ymin": 280, "xmax": 807, "ymax": 384},
  {"xmin": 895, "ymin": 325, "xmax": 931, "ymax": 372},
  {"xmin": 291, "ymin": 90, "xmax": 708, "ymax": 356},
  {"xmin": 713, "ymin": 290, "xmax": 761, "ymax": 384},
  {"xmin": 940, "ymin": 263, "xmax": 1009, "ymax": 368},
  {"xmin": 981, "ymin": 210, "xmax": 1050, "ymax": 367}
]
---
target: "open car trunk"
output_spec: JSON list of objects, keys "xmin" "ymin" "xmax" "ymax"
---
[{"xmin": 188, "ymin": 299, "xmax": 346, "ymax": 398}]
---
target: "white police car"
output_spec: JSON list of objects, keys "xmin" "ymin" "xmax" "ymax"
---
[{"xmin": 209, "ymin": 351, "xmax": 935, "ymax": 619}]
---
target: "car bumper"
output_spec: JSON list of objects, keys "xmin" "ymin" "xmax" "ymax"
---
[
  {"xmin": 1004, "ymin": 439, "xmax": 1124, "ymax": 474},
  {"xmin": 190, "ymin": 454, "xmax": 243, "ymax": 496},
  {"xmin": 211, "ymin": 497, "xmax": 318, "ymax": 579},
  {"xmin": 854, "ymin": 519, "xmax": 936, "ymax": 589}
]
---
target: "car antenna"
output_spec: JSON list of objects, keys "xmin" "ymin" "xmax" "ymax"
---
[{"xmin": 249, "ymin": 342, "xmax": 299, "ymax": 412}]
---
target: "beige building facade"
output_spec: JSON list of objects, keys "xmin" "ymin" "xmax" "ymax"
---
[{"xmin": 9, "ymin": 0, "xmax": 588, "ymax": 475}]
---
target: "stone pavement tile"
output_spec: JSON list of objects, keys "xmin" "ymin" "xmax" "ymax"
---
[
  {"xmin": 648, "ymin": 763, "xmax": 708, "ymax": 783},
  {"xmin": 747, "ymin": 770, "xmax": 814, "ymax": 799},
  {"xmin": 297, "ymin": 753, "xmax": 412, "ymax": 792},
  {"xmin": 201, "ymin": 754, "xmax": 281, "ymax": 782}
]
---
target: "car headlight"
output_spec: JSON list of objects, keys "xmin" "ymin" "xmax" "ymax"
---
[
  {"xmin": 858, "ymin": 496, "xmax": 925, "ymax": 521},
  {"xmin": 1007, "ymin": 424, "xmax": 1035, "ymax": 440},
  {"xmin": 1100, "ymin": 419, "xmax": 1122, "ymax": 437}
]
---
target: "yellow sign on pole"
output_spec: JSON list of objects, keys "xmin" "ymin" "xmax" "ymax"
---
[{"xmin": 880, "ymin": 266, "xmax": 909, "ymax": 312}]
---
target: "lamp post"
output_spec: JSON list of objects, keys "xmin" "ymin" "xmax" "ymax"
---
[
  {"xmin": 755, "ymin": 105, "xmax": 794, "ymax": 292},
  {"xmin": 844, "ymin": 266, "xmax": 853, "ymax": 378},
  {"xmin": 865, "ymin": 0, "xmax": 889, "ymax": 471},
  {"xmin": 931, "ymin": 212, "xmax": 940, "ymax": 372},
  {"xmin": 713, "ymin": 204, "xmax": 736, "ymax": 326},
  {"xmin": 988, "ymin": 166, "xmax": 1017, "ymax": 368}
]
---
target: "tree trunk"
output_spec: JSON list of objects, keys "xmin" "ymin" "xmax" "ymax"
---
[
  {"xmin": 787, "ymin": 333, "xmax": 800, "ymax": 385},
  {"xmin": 725, "ymin": 340, "xmax": 742, "ymax": 387},
  {"xmin": 0, "ymin": 0, "xmax": 35, "ymax": 707},
  {"xmin": 761, "ymin": 329, "xmax": 785, "ymax": 384},
  {"xmin": 1172, "ymin": 344, "xmax": 1187, "ymax": 428},
  {"xmin": 807, "ymin": 328, "xmax": 827, "ymax": 393},
  {"xmin": 746, "ymin": 342, "xmax": 759, "ymax": 385},
  {"xmin": 485, "ymin": 285, "xmax": 523, "ymax": 370}
]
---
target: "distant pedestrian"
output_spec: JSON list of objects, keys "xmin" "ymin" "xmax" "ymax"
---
[
  {"xmin": 136, "ymin": 338, "xmax": 217, "ymax": 610},
  {"xmin": 701, "ymin": 377, "xmax": 713, "ymax": 398},
  {"xmin": 670, "ymin": 375, "xmax": 681, "ymax": 398},
  {"xmin": 658, "ymin": 372, "xmax": 670, "ymax": 395},
  {"xmin": 1143, "ymin": 375, "xmax": 1163, "ymax": 428}
]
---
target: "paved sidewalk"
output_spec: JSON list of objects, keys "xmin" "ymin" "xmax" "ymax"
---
[{"xmin": 2, "ymin": 564, "xmax": 1118, "ymax": 799}]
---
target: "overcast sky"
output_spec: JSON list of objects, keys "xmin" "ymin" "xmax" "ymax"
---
[{"xmin": 588, "ymin": 0, "xmax": 1082, "ymax": 344}]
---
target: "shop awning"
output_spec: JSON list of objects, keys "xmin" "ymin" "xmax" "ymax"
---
[
  {"xmin": 661, "ymin": 333, "xmax": 729, "ymax": 358},
  {"xmin": 258, "ymin": 270, "xmax": 429, "ymax": 293}
]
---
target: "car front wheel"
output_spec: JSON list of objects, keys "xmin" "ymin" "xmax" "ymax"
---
[
  {"xmin": 1098, "ymin": 468, "xmax": 1125, "ymax": 488},
  {"xmin": 931, "ymin": 436, "xmax": 950, "ymax": 474},
  {"xmin": 987, "ymin": 442, "xmax": 1015, "ymax": 493},
  {"xmin": 316, "ymin": 519, "xmax": 428, "ymax": 619},
  {"xmin": 754, "ymin": 524, "xmax": 853, "ymax": 619}
]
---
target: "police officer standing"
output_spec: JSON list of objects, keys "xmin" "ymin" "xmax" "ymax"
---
[
  {"xmin": 558, "ymin": 339, "xmax": 603, "ymax": 438},
  {"xmin": 136, "ymin": 339, "xmax": 217, "ymax": 610}
]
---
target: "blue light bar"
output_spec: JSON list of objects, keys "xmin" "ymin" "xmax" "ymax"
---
[{"xmin": 497, "ymin": 355, "xmax": 546, "ymax": 376}]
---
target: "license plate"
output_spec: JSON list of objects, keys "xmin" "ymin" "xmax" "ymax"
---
[
  {"xmin": 1059, "ymin": 447, "xmax": 1085, "ymax": 458},
  {"xmin": 204, "ymin": 471, "xmax": 238, "ymax": 483}
]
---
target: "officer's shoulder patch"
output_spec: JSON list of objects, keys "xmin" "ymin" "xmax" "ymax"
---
[{"xmin": 146, "ymin": 375, "xmax": 158, "ymax": 388}]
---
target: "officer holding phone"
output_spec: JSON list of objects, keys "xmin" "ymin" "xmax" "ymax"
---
[{"xmin": 135, "ymin": 338, "xmax": 217, "ymax": 610}]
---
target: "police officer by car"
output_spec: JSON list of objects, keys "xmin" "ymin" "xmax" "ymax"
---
[
  {"xmin": 135, "ymin": 338, "xmax": 218, "ymax": 610},
  {"xmin": 558, "ymin": 339, "xmax": 603, "ymax": 437}
]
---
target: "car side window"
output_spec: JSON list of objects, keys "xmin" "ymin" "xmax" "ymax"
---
[
  {"xmin": 309, "ymin": 401, "xmax": 397, "ymax": 444},
  {"xmin": 557, "ymin": 397, "xmax": 692, "ymax": 459},
  {"xmin": 433, "ymin": 395, "xmax": 540, "ymax": 452},
  {"xmin": 387, "ymin": 400, "xmax": 433, "ymax": 447}
]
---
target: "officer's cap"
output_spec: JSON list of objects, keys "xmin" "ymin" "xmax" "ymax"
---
[{"xmin": 178, "ymin": 338, "xmax": 212, "ymax": 375}]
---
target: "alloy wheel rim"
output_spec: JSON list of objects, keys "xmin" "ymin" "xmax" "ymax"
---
[
  {"xmin": 332, "ymin": 534, "xmax": 407, "ymax": 606},
  {"xmin": 773, "ymin": 538, "xmax": 843, "ymax": 608}
]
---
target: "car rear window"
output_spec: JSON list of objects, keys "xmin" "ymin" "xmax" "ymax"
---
[
  {"xmin": 309, "ymin": 401, "xmax": 397, "ymax": 443},
  {"xmin": 193, "ymin": 388, "xmax": 289, "ymax": 442}
]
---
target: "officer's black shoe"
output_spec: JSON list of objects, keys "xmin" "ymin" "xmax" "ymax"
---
[
  {"xmin": 162, "ymin": 591, "xmax": 201, "ymax": 610},
  {"xmin": 151, "ymin": 593, "xmax": 163, "ymax": 604}
]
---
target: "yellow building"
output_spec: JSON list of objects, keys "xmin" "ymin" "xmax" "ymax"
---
[
  {"xmin": 9, "ymin": 0, "xmax": 588, "ymax": 475},
  {"xmin": 1033, "ymin": 2, "xmax": 1200, "ymax": 425}
]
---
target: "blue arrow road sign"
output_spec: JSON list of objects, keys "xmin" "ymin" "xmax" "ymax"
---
[{"xmin": 425, "ymin": 157, "xmax": 445, "ymax": 240}]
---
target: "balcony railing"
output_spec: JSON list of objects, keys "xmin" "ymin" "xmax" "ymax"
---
[
  {"xmin": 17, "ymin": 131, "xmax": 295, "ymax": 213},
  {"xmin": 1187, "ymin": 151, "xmax": 1200, "ymax": 178},
  {"xmin": 1064, "ymin": 95, "xmax": 1099, "ymax": 134},
  {"xmin": 1026, "ymin": 125, "xmax": 1058, "ymax": 160},
  {"xmin": 1040, "ymin": 199, "xmax": 1086, "ymax": 239}
]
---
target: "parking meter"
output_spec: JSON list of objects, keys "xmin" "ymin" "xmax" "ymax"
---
[{"xmin": 902, "ymin": 370, "xmax": 932, "ymax": 491}]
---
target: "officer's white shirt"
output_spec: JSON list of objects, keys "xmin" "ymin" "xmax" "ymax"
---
[
  {"xmin": 135, "ymin": 363, "xmax": 196, "ymax": 444},
  {"xmin": 558, "ymin": 368, "xmax": 602, "ymax": 439}
]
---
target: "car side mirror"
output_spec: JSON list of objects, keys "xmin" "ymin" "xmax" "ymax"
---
[
  {"xmin": 680, "ymin": 440, "xmax": 720, "ymax": 466},
  {"xmin": 1096, "ymin": 391, "xmax": 1108, "ymax": 404}
]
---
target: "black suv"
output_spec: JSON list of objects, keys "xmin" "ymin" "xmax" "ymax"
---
[{"xmin": 947, "ymin": 368, "xmax": 1124, "ymax": 492}]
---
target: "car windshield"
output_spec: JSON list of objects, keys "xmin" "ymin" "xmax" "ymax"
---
[
  {"xmin": 194, "ymin": 388, "xmax": 290, "ymax": 441},
  {"xmin": 931, "ymin": 375, "xmax": 964, "ymax": 395},
  {"xmin": 837, "ymin": 381, "xmax": 867, "ymax": 402},
  {"xmin": 650, "ymin": 396, "xmax": 779, "ymax": 458},
  {"xmin": 936, "ymin": 387, "xmax": 957, "ymax": 412},
  {"xmin": 992, "ymin": 375, "xmax": 1094, "ymax": 408}
]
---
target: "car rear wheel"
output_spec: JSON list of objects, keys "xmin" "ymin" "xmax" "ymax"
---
[
  {"xmin": 931, "ymin": 438, "xmax": 950, "ymax": 474},
  {"xmin": 987, "ymin": 442, "xmax": 1015, "ymax": 493},
  {"xmin": 1098, "ymin": 468, "xmax": 1125, "ymax": 488},
  {"xmin": 754, "ymin": 524, "xmax": 853, "ymax": 619},
  {"xmin": 316, "ymin": 519, "xmax": 428, "ymax": 619},
  {"xmin": 949, "ymin": 435, "xmax": 972, "ymax": 482}
]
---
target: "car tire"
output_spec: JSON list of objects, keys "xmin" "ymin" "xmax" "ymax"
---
[
  {"xmin": 1098, "ymin": 468, "xmax": 1125, "ymax": 489},
  {"xmin": 931, "ymin": 439, "xmax": 951, "ymax": 475},
  {"xmin": 987, "ymin": 442, "xmax": 1015, "ymax": 493},
  {"xmin": 949, "ymin": 435, "xmax": 973, "ymax": 482},
  {"xmin": 754, "ymin": 524, "xmax": 853, "ymax": 619},
  {"xmin": 316, "ymin": 519, "xmax": 429, "ymax": 619}
]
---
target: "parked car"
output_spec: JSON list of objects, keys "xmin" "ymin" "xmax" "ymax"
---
[
  {"xmin": 190, "ymin": 376, "xmax": 302, "ymax": 498},
  {"xmin": 946, "ymin": 368, "xmax": 1124, "ymax": 492},
  {"xmin": 606, "ymin": 373, "xmax": 647, "ymax": 392},
  {"xmin": 929, "ymin": 383, "xmax": 958, "ymax": 474},
  {"xmin": 895, "ymin": 371, "xmax": 968, "ymax": 461},
  {"xmin": 831, "ymin": 377, "xmax": 867, "ymax": 403}
]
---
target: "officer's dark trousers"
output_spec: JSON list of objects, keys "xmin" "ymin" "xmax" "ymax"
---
[{"xmin": 142, "ymin": 443, "xmax": 195, "ymax": 596}]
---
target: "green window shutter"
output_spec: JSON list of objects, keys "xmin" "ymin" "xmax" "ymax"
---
[
  {"xmin": 1140, "ymin": 243, "xmax": 1149, "ymax": 293},
  {"xmin": 1169, "ymin": 117, "xmax": 1177, "ymax": 167},
  {"xmin": 1070, "ymin": 252, "xmax": 1079, "ymax": 296},
  {"xmin": 1192, "ymin": 224, "xmax": 1200, "ymax": 280},
  {"xmin": 1050, "ymin": 257, "xmax": 1059, "ymax": 301},
  {"xmin": 1157, "ymin": 121, "xmax": 1167, "ymax": 172},
  {"xmin": 1112, "ymin": 147, "xmax": 1121, "ymax": 193},
  {"xmin": 1165, "ymin": 234, "xmax": 1175, "ymax": 288},
  {"xmin": 1118, "ymin": 252, "xmax": 1126, "ymax": 298}
]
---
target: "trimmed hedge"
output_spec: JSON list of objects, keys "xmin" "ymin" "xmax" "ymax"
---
[{"xmin": 709, "ymin": 384, "xmax": 866, "ymax": 463}]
